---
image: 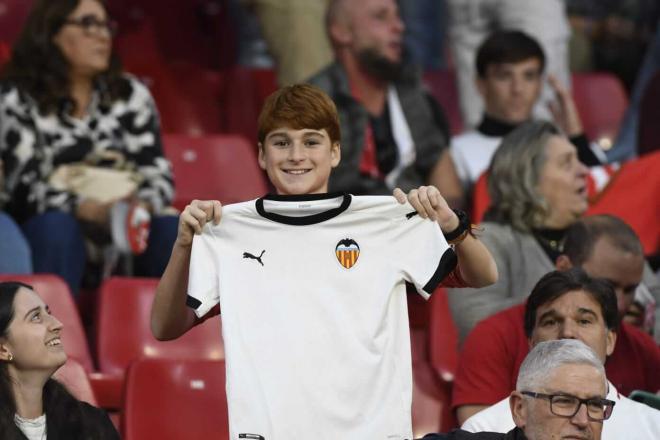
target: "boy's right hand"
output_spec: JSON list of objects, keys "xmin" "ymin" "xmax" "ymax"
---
[{"xmin": 176, "ymin": 199, "xmax": 222, "ymax": 248}]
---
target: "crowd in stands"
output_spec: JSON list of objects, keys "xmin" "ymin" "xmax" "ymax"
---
[{"xmin": 0, "ymin": 0, "xmax": 658, "ymax": 438}]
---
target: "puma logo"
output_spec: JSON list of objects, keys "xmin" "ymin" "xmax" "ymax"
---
[{"xmin": 243, "ymin": 250, "xmax": 265, "ymax": 266}]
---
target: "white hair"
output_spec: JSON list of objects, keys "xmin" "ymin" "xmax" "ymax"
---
[{"xmin": 516, "ymin": 340, "xmax": 605, "ymax": 391}]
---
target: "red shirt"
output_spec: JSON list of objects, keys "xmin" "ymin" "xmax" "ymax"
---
[{"xmin": 452, "ymin": 303, "xmax": 660, "ymax": 409}]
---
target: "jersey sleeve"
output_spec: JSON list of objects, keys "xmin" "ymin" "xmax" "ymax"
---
[
  {"xmin": 186, "ymin": 226, "xmax": 221, "ymax": 318},
  {"xmin": 395, "ymin": 211, "xmax": 457, "ymax": 298}
]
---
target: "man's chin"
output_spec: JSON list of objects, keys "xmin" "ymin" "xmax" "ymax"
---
[{"xmin": 356, "ymin": 48, "xmax": 405, "ymax": 82}]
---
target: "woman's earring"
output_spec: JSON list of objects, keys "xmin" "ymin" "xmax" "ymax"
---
[{"xmin": 7, "ymin": 353, "xmax": 13, "ymax": 362}]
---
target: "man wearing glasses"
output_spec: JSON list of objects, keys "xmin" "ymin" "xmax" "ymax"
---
[
  {"xmin": 456, "ymin": 269, "xmax": 660, "ymax": 438},
  {"xmin": 419, "ymin": 338, "xmax": 613, "ymax": 439}
]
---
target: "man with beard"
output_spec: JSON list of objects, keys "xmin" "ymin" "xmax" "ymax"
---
[{"xmin": 307, "ymin": 0, "xmax": 463, "ymax": 205}]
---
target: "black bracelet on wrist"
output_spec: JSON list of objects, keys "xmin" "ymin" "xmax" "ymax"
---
[{"xmin": 443, "ymin": 209, "xmax": 470, "ymax": 243}]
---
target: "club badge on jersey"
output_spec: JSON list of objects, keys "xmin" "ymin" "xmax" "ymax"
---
[{"xmin": 335, "ymin": 238, "xmax": 360, "ymax": 269}]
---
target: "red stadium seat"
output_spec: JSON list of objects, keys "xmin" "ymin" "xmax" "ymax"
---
[
  {"xmin": 637, "ymin": 71, "xmax": 660, "ymax": 157},
  {"xmin": 423, "ymin": 70, "xmax": 465, "ymax": 136},
  {"xmin": 0, "ymin": 274, "xmax": 94, "ymax": 373},
  {"xmin": 0, "ymin": 40, "xmax": 10, "ymax": 68},
  {"xmin": 122, "ymin": 358, "xmax": 229, "ymax": 440},
  {"xmin": 95, "ymin": 277, "xmax": 224, "ymax": 408},
  {"xmin": 472, "ymin": 172, "xmax": 490, "ymax": 224},
  {"xmin": 54, "ymin": 358, "xmax": 97, "ymax": 406},
  {"xmin": 0, "ymin": 0, "xmax": 34, "ymax": 42},
  {"xmin": 428, "ymin": 288, "xmax": 459, "ymax": 384},
  {"xmin": 163, "ymin": 134, "xmax": 269, "ymax": 210},
  {"xmin": 572, "ymin": 72, "xmax": 628, "ymax": 145},
  {"xmin": 221, "ymin": 67, "xmax": 278, "ymax": 144}
]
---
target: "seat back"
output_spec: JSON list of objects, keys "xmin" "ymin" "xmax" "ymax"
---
[
  {"xmin": 122, "ymin": 358, "xmax": 229, "ymax": 440},
  {"xmin": 163, "ymin": 134, "xmax": 268, "ymax": 210},
  {"xmin": 54, "ymin": 358, "xmax": 97, "ymax": 405},
  {"xmin": 423, "ymin": 69, "xmax": 464, "ymax": 135},
  {"xmin": 428, "ymin": 288, "xmax": 459, "ymax": 383},
  {"xmin": 637, "ymin": 71, "xmax": 660, "ymax": 157},
  {"xmin": 0, "ymin": 0, "xmax": 33, "ymax": 42},
  {"xmin": 572, "ymin": 72, "xmax": 628, "ymax": 144},
  {"xmin": 95, "ymin": 277, "xmax": 224, "ymax": 377},
  {"xmin": 0, "ymin": 274, "xmax": 94, "ymax": 372}
]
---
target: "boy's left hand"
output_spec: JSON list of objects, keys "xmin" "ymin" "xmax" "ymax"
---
[{"xmin": 393, "ymin": 186, "xmax": 459, "ymax": 233}]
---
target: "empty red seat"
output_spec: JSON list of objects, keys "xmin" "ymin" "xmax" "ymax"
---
[
  {"xmin": 0, "ymin": 0, "xmax": 34, "ymax": 42},
  {"xmin": 95, "ymin": 277, "xmax": 224, "ymax": 408},
  {"xmin": 637, "ymin": 71, "xmax": 660, "ymax": 157},
  {"xmin": 0, "ymin": 274, "xmax": 94, "ymax": 372},
  {"xmin": 163, "ymin": 134, "xmax": 269, "ymax": 210},
  {"xmin": 122, "ymin": 358, "xmax": 229, "ymax": 440},
  {"xmin": 572, "ymin": 72, "xmax": 628, "ymax": 145},
  {"xmin": 54, "ymin": 358, "xmax": 97, "ymax": 405},
  {"xmin": 423, "ymin": 69, "xmax": 464, "ymax": 136}
]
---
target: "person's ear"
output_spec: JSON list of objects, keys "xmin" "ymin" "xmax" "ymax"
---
[
  {"xmin": 475, "ymin": 76, "xmax": 487, "ymax": 99},
  {"xmin": 0, "ymin": 342, "xmax": 13, "ymax": 362},
  {"xmin": 257, "ymin": 143, "xmax": 266, "ymax": 171},
  {"xmin": 605, "ymin": 328, "xmax": 617, "ymax": 357},
  {"xmin": 329, "ymin": 20, "xmax": 352, "ymax": 46},
  {"xmin": 510, "ymin": 391, "xmax": 527, "ymax": 429},
  {"xmin": 330, "ymin": 142, "xmax": 341, "ymax": 168},
  {"xmin": 555, "ymin": 254, "xmax": 573, "ymax": 271}
]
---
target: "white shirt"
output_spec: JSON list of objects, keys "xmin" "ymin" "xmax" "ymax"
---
[
  {"xmin": 462, "ymin": 381, "xmax": 660, "ymax": 439},
  {"xmin": 15, "ymin": 414, "xmax": 46, "ymax": 440},
  {"xmin": 449, "ymin": 130, "xmax": 501, "ymax": 189},
  {"xmin": 187, "ymin": 194, "xmax": 455, "ymax": 440}
]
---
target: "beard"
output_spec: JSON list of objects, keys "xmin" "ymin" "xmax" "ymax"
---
[{"xmin": 356, "ymin": 47, "xmax": 405, "ymax": 82}]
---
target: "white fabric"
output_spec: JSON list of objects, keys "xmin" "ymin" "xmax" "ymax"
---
[
  {"xmin": 449, "ymin": 130, "xmax": 501, "ymax": 188},
  {"xmin": 462, "ymin": 381, "xmax": 660, "ymax": 439},
  {"xmin": 385, "ymin": 86, "xmax": 416, "ymax": 189},
  {"xmin": 187, "ymin": 195, "xmax": 453, "ymax": 440},
  {"xmin": 15, "ymin": 414, "xmax": 46, "ymax": 440}
]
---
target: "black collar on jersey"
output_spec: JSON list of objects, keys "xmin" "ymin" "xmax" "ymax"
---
[
  {"xmin": 477, "ymin": 114, "xmax": 522, "ymax": 137},
  {"xmin": 256, "ymin": 192, "xmax": 352, "ymax": 225}
]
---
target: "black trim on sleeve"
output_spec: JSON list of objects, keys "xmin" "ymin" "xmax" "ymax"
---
[
  {"xmin": 569, "ymin": 133, "xmax": 602, "ymax": 166},
  {"xmin": 255, "ymin": 192, "xmax": 352, "ymax": 225},
  {"xmin": 423, "ymin": 248, "xmax": 458, "ymax": 293},
  {"xmin": 186, "ymin": 295, "xmax": 202, "ymax": 310}
]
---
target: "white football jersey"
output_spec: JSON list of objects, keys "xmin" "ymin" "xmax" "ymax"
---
[{"xmin": 187, "ymin": 194, "xmax": 456, "ymax": 440}]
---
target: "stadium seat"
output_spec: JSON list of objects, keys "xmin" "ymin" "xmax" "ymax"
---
[
  {"xmin": 423, "ymin": 69, "xmax": 464, "ymax": 135},
  {"xmin": 572, "ymin": 72, "xmax": 628, "ymax": 146},
  {"xmin": 637, "ymin": 71, "xmax": 660, "ymax": 157},
  {"xmin": 163, "ymin": 134, "xmax": 269, "ymax": 210},
  {"xmin": 0, "ymin": 274, "xmax": 94, "ymax": 373},
  {"xmin": 0, "ymin": 0, "xmax": 33, "ymax": 42},
  {"xmin": 221, "ymin": 67, "xmax": 278, "ymax": 144},
  {"xmin": 95, "ymin": 277, "xmax": 224, "ymax": 408},
  {"xmin": 428, "ymin": 288, "xmax": 459, "ymax": 384},
  {"xmin": 54, "ymin": 358, "xmax": 97, "ymax": 406},
  {"xmin": 0, "ymin": 40, "xmax": 10, "ymax": 67},
  {"xmin": 122, "ymin": 358, "xmax": 229, "ymax": 440}
]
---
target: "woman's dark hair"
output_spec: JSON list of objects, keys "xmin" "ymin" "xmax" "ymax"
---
[
  {"xmin": 524, "ymin": 268, "xmax": 619, "ymax": 338},
  {"xmin": 0, "ymin": 282, "xmax": 106, "ymax": 438},
  {"xmin": 0, "ymin": 0, "xmax": 130, "ymax": 114}
]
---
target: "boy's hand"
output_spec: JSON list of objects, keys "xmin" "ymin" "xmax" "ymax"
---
[
  {"xmin": 393, "ymin": 186, "xmax": 459, "ymax": 233},
  {"xmin": 176, "ymin": 199, "xmax": 222, "ymax": 248},
  {"xmin": 547, "ymin": 74, "xmax": 583, "ymax": 137}
]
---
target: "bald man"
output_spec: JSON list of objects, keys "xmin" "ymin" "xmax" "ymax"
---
[{"xmin": 307, "ymin": 0, "xmax": 464, "ymax": 207}]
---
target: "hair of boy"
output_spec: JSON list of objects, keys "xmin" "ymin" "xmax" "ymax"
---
[
  {"xmin": 523, "ymin": 268, "xmax": 619, "ymax": 338},
  {"xmin": 476, "ymin": 30, "xmax": 546, "ymax": 78},
  {"xmin": 257, "ymin": 84, "xmax": 341, "ymax": 145},
  {"xmin": 563, "ymin": 215, "xmax": 644, "ymax": 267}
]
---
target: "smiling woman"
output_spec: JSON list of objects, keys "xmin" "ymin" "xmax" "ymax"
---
[{"xmin": 0, "ymin": 282, "xmax": 118, "ymax": 439}]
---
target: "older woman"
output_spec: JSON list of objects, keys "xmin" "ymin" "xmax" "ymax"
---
[
  {"xmin": 447, "ymin": 121, "xmax": 591, "ymax": 342},
  {"xmin": 0, "ymin": 281, "xmax": 118, "ymax": 438},
  {"xmin": 0, "ymin": 0, "xmax": 176, "ymax": 293}
]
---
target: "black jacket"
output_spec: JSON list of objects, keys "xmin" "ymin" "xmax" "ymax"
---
[{"xmin": 419, "ymin": 427, "xmax": 527, "ymax": 440}]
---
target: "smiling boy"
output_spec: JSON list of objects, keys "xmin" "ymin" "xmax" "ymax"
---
[{"xmin": 151, "ymin": 84, "xmax": 496, "ymax": 439}]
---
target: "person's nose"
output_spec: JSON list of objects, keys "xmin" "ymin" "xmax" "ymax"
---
[
  {"xmin": 288, "ymin": 142, "xmax": 306, "ymax": 162},
  {"xmin": 570, "ymin": 401, "xmax": 591, "ymax": 429},
  {"xmin": 559, "ymin": 320, "xmax": 578, "ymax": 339},
  {"xmin": 48, "ymin": 315, "xmax": 64, "ymax": 333}
]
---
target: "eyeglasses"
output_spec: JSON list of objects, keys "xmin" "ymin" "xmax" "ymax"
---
[
  {"xmin": 63, "ymin": 14, "xmax": 118, "ymax": 37},
  {"xmin": 521, "ymin": 391, "xmax": 615, "ymax": 421}
]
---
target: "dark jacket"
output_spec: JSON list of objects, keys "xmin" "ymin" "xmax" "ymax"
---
[
  {"xmin": 10, "ymin": 401, "xmax": 119, "ymax": 440},
  {"xmin": 420, "ymin": 427, "xmax": 527, "ymax": 440}
]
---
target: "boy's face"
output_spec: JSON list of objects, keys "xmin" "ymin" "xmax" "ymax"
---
[
  {"xmin": 477, "ymin": 57, "xmax": 543, "ymax": 124},
  {"xmin": 258, "ymin": 127, "xmax": 340, "ymax": 195}
]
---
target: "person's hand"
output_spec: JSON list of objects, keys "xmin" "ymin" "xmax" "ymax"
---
[
  {"xmin": 76, "ymin": 199, "xmax": 113, "ymax": 226},
  {"xmin": 175, "ymin": 199, "xmax": 222, "ymax": 248},
  {"xmin": 547, "ymin": 74, "xmax": 583, "ymax": 137},
  {"xmin": 393, "ymin": 186, "xmax": 459, "ymax": 233}
]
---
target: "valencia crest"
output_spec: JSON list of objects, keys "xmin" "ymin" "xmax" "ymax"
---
[{"xmin": 335, "ymin": 238, "xmax": 360, "ymax": 269}]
